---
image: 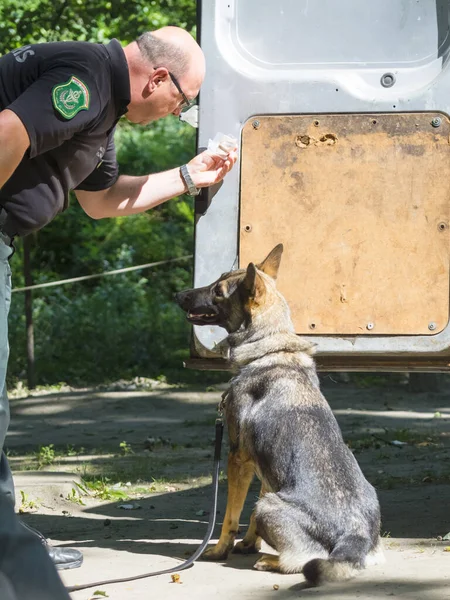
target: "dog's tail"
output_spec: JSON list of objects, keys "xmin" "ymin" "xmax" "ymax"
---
[{"xmin": 302, "ymin": 534, "xmax": 371, "ymax": 585}]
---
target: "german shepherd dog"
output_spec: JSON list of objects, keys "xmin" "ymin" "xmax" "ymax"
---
[{"xmin": 175, "ymin": 244, "xmax": 383, "ymax": 585}]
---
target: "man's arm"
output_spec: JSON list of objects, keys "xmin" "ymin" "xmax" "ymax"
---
[
  {"xmin": 75, "ymin": 149, "xmax": 237, "ymax": 219},
  {"xmin": 0, "ymin": 110, "xmax": 30, "ymax": 189}
]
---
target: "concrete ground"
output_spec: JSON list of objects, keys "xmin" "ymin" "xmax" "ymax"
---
[{"xmin": 6, "ymin": 377, "xmax": 450, "ymax": 599}]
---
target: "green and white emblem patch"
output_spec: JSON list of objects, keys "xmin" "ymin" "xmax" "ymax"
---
[{"xmin": 52, "ymin": 76, "xmax": 90, "ymax": 119}]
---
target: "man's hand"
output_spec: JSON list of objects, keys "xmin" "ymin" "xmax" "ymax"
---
[{"xmin": 186, "ymin": 148, "xmax": 238, "ymax": 189}]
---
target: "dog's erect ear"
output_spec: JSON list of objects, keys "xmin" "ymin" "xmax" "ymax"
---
[
  {"xmin": 256, "ymin": 243, "xmax": 284, "ymax": 280},
  {"xmin": 244, "ymin": 262, "xmax": 265, "ymax": 303},
  {"xmin": 243, "ymin": 262, "xmax": 257, "ymax": 296}
]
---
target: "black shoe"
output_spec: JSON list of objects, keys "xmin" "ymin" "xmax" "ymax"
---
[
  {"xmin": 20, "ymin": 521, "xmax": 83, "ymax": 570},
  {"xmin": 47, "ymin": 545, "xmax": 83, "ymax": 570}
]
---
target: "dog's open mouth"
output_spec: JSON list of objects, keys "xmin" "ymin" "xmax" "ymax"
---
[{"xmin": 186, "ymin": 308, "xmax": 219, "ymax": 325}]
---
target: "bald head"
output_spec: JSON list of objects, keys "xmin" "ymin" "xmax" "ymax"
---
[
  {"xmin": 123, "ymin": 27, "xmax": 205, "ymax": 124},
  {"xmin": 136, "ymin": 27, "xmax": 205, "ymax": 86}
]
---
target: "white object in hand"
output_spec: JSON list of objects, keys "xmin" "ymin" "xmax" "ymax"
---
[{"xmin": 207, "ymin": 132, "xmax": 238, "ymax": 158}]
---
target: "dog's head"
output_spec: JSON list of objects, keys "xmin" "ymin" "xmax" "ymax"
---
[{"xmin": 175, "ymin": 244, "xmax": 284, "ymax": 333}]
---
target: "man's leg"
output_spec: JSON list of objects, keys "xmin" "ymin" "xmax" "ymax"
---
[
  {"xmin": 0, "ymin": 496, "xmax": 71, "ymax": 600},
  {"xmin": 0, "ymin": 239, "xmax": 82, "ymax": 570},
  {"xmin": 0, "ymin": 240, "xmax": 15, "ymax": 504}
]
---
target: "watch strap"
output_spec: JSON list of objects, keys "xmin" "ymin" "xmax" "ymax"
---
[{"xmin": 180, "ymin": 164, "xmax": 201, "ymax": 196}]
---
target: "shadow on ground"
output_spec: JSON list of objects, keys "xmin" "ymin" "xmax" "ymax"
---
[{"xmin": 8, "ymin": 378, "xmax": 450, "ymax": 572}]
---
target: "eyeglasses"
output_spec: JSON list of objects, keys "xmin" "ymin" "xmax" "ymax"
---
[
  {"xmin": 168, "ymin": 71, "xmax": 194, "ymax": 111},
  {"xmin": 153, "ymin": 67, "xmax": 195, "ymax": 111}
]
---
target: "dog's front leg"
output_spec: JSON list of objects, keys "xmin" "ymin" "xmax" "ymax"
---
[
  {"xmin": 233, "ymin": 483, "xmax": 266, "ymax": 554},
  {"xmin": 202, "ymin": 450, "xmax": 254, "ymax": 561}
]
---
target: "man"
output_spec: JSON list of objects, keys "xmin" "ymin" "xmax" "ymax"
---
[{"xmin": 0, "ymin": 24, "xmax": 237, "ymax": 581}]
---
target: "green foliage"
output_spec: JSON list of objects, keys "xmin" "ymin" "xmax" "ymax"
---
[
  {"xmin": 0, "ymin": 0, "xmax": 197, "ymax": 54},
  {"xmin": 116, "ymin": 117, "xmax": 195, "ymax": 175},
  {"xmin": 119, "ymin": 441, "xmax": 134, "ymax": 456},
  {"xmin": 9, "ymin": 255, "xmax": 193, "ymax": 385},
  {"xmin": 36, "ymin": 443, "xmax": 55, "ymax": 468},
  {"xmin": 18, "ymin": 490, "xmax": 39, "ymax": 513},
  {"xmin": 0, "ymin": 0, "xmax": 219, "ymax": 388},
  {"xmin": 83, "ymin": 477, "xmax": 130, "ymax": 501},
  {"xmin": 66, "ymin": 487, "xmax": 86, "ymax": 505}
]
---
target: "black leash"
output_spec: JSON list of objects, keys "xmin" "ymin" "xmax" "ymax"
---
[{"xmin": 67, "ymin": 418, "xmax": 224, "ymax": 593}]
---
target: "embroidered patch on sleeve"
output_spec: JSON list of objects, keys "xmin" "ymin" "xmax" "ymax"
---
[{"xmin": 52, "ymin": 76, "xmax": 90, "ymax": 119}]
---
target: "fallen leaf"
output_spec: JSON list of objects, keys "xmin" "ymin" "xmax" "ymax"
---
[{"xmin": 171, "ymin": 573, "xmax": 182, "ymax": 584}]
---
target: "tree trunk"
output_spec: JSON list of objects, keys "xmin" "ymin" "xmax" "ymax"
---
[{"xmin": 23, "ymin": 236, "xmax": 35, "ymax": 389}]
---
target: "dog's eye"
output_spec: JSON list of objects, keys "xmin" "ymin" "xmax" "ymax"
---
[{"xmin": 215, "ymin": 286, "xmax": 224, "ymax": 298}]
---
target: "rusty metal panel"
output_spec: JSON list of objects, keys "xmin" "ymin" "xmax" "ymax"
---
[{"xmin": 239, "ymin": 113, "xmax": 450, "ymax": 336}]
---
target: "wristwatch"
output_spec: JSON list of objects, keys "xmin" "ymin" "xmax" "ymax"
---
[{"xmin": 180, "ymin": 164, "xmax": 201, "ymax": 196}]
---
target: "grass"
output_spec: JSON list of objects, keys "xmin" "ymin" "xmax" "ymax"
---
[
  {"xmin": 65, "ymin": 487, "xmax": 86, "ymax": 505},
  {"xmin": 18, "ymin": 490, "xmax": 39, "ymax": 513},
  {"xmin": 36, "ymin": 444, "xmax": 55, "ymax": 468}
]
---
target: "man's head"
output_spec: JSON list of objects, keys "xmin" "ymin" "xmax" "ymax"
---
[{"xmin": 123, "ymin": 26, "xmax": 205, "ymax": 125}]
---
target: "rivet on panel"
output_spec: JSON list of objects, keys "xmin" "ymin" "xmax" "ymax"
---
[
  {"xmin": 244, "ymin": 224, "xmax": 252, "ymax": 232},
  {"xmin": 380, "ymin": 73, "xmax": 396, "ymax": 88},
  {"xmin": 428, "ymin": 322, "xmax": 437, "ymax": 331},
  {"xmin": 438, "ymin": 221, "xmax": 448, "ymax": 232},
  {"xmin": 309, "ymin": 323, "xmax": 316, "ymax": 330},
  {"xmin": 366, "ymin": 322, "xmax": 374, "ymax": 330},
  {"xmin": 252, "ymin": 120, "xmax": 260, "ymax": 129},
  {"xmin": 431, "ymin": 117, "xmax": 442, "ymax": 128}
]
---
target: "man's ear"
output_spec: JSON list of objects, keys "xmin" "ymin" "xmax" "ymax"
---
[
  {"xmin": 149, "ymin": 67, "xmax": 168, "ymax": 92},
  {"xmin": 243, "ymin": 263, "xmax": 265, "ymax": 304},
  {"xmin": 256, "ymin": 243, "xmax": 284, "ymax": 280}
]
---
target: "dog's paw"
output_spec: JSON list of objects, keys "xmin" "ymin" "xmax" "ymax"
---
[
  {"xmin": 253, "ymin": 554, "xmax": 280, "ymax": 572},
  {"xmin": 233, "ymin": 539, "xmax": 262, "ymax": 555},
  {"xmin": 201, "ymin": 545, "xmax": 230, "ymax": 562}
]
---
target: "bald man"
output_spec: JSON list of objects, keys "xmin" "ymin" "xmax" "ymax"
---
[{"xmin": 0, "ymin": 26, "xmax": 237, "ymax": 588}]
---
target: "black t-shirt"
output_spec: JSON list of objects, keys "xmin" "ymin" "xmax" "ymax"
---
[{"xmin": 0, "ymin": 39, "xmax": 131, "ymax": 236}]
